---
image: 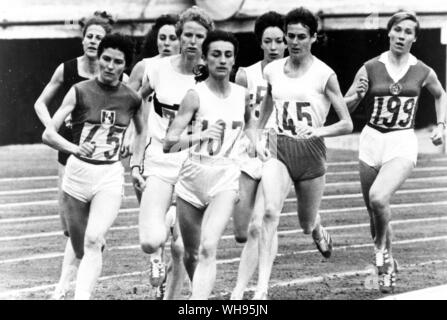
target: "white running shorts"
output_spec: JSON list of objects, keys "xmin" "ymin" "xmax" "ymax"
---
[{"xmin": 359, "ymin": 125, "xmax": 418, "ymax": 168}]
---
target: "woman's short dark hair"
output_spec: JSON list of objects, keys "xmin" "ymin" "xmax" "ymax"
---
[
  {"xmin": 80, "ymin": 11, "xmax": 115, "ymax": 36},
  {"xmin": 387, "ymin": 11, "xmax": 420, "ymax": 38},
  {"xmin": 284, "ymin": 7, "xmax": 318, "ymax": 36},
  {"xmin": 140, "ymin": 14, "xmax": 179, "ymax": 59},
  {"xmin": 97, "ymin": 33, "xmax": 135, "ymax": 67},
  {"xmin": 194, "ymin": 30, "xmax": 239, "ymax": 82},
  {"xmin": 254, "ymin": 11, "xmax": 284, "ymax": 44}
]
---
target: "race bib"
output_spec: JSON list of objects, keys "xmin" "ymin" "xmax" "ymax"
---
[{"xmin": 369, "ymin": 96, "xmax": 417, "ymax": 130}]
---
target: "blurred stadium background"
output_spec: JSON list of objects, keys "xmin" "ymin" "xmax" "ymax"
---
[{"xmin": 0, "ymin": 0, "xmax": 446, "ymax": 146}]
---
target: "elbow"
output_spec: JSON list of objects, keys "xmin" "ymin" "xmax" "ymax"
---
[
  {"xmin": 342, "ymin": 119, "xmax": 354, "ymax": 135},
  {"xmin": 163, "ymin": 136, "xmax": 180, "ymax": 153},
  {"xmin": 42, "ymin": 128, "xmax": 51, "ymax": 145}
]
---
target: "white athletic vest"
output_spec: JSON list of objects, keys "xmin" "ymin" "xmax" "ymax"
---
[
  {"xmin": 191, "ymin": 81, "xmax": 246, "ymax": 158},
  {"xmin": 147, "ymin": 55, "xmax": 196, "ymax": 151},
  {"xmin": 241, "ymin": 61, "xmax": 275, "ymax": 128},
  {"xmin": 264, "ymin": 56, "xmax": 334, "ymax": 138}
]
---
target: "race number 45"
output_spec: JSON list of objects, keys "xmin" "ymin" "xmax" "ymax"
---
[
  {"xmin": 81, "ymin": 123, "xmax": 126, "ymax": 160},
  {"xmin": 277, "ymin": 101, "xmax": 313, "ymax": 135}
]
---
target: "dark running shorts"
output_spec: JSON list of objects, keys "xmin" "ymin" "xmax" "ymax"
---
[
  {"xmin": 268, "ymin": 133, "xmax": 327, "ymax": 182},
  {"xmin": 57, "ymin": 123, "xmax": 73, "ymax": 166}
]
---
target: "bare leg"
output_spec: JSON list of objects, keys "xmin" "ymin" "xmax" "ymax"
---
[
  {"xmin": 232, "ymin": 172, "xmax": 259, "ymax": 243},
  {"xmin": 52, "ymin": 165, "xmax": 79, "ymax": 299},
  {"xmin": 190, "ymin": 190, "xmax": 238, "ymax": 300},
  {"xmin": 231, "ymin": 182, "xmax": 264, "ymax": 300},
  {"xmin": 177, "ymin": 196, "xmax": 204, "ymax": 282},
  {"xmin": 74, "ymin": 189, "xmax": 122, "ymax": 300},
  {"xmin": 139, "ymin": 176, "xmax": 173, "ymax": 286},
  {"xmin": 254, "ymin": 159, "xmax": 292, "ymax": 298},
  {"xmin": 368, "ymin": 158, "xmax": 413, "ymax": 252},
  {"xmin": 294, "ymin": 175, "xmax": 326, "ymax": 241},
  {"xmin": 164, "ymin": 209, "xmax": 188, "ymax": 300}
]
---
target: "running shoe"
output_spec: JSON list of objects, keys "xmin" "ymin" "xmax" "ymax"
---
[
  {"xmin": 312, "ymin": 226, "xmax": 333, "ymax": 258},
  {"xmin": 375, "ymin": 248, "xmax": 397, "ymax": 293},
  {"xmin": 149, "ymin": 258, "xmax": 166, "ymax": 287}
]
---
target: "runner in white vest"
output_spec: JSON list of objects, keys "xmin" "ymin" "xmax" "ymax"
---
[
  {"xmin": 251, "ymin": 7, "xmax": 353, "ymax": 299},
  {"xmin": 163, "ymin": 30, "xmax": 256, "ymax": 300},
  {"xmin": 126, "ymin": 14, "xmax": 185, "ymax": 300},
  {"xmin": 230, "ymin": 11, "xmax": 287, "ymax": 300},
  {"xmin": 133, "ymin": 6, "xmax": 215, "ymax": 298}
]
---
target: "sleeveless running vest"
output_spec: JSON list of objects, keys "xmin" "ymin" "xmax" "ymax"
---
[
  {"xmin": 191, "ymin": 81, "xmax": 246, "ymax": 158},
  {"xmin": 146, "ymin": 56, "xmax": 197, "ymax": 147},
  {"xmin": 364, "ymin": 52, "xmax": 431, "ymax": 133},
  {"xmin": 72, "ymin": 79, "xmax": 141, "ymax": 164},
  {"xmin": 264, "ymin": 56, "xmax": 334, "ymax": 138}
]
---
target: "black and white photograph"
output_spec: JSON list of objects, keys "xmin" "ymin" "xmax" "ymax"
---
[{"xmin": 1, "ymin": 0, "xmax": 447, "ymax": 302}]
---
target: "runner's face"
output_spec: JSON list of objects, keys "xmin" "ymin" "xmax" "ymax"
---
[
  {"xmin": 157, "ymin": 24, "xmax": 180, "ymax": 57},
  {"xmin": 285, "ymin": 23, "xmax": 316, "ymax": 61},
  {"xmin": 388, "ymin": 19, "xmax": 417, "ymax": 55},
  {"xmin": 82, "ymin": 25, "xmax": 107, "ymax": 59},
  {"xmin": 98, "ymin": 48, "xmax": 126, "ymax": 85},
  {"xmin": 180, "ymin": 21, "xmax": 208, "ymax": 58},
  {"xmin": 261, "ymin": 27, "xmax": 286, "ymax": 63},
  {"xmin": 205, "ymin": 40, "xmax": 235, "ymax": 80}
]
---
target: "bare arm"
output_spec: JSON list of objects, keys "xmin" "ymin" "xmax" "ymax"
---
[
  {"xmin": 129, "ymin": 100, "xmax": 148, "ymax": 191},
  {"xmin": 163, "ymin": 89, "xmax": 200, "ymax": 153},
  {"xmin": 257, "ymin": 82, "xmax": 273, "ymax": 130},
  {"xmin": 34, "ymin": 63, "xmax": 64, "ymax": 127},
  {"xmin": 424, "ymin": 69, "xmax": 447, "ymax": 146},
  {"xmin": 127, "ymin": 60, "xmax": 146, "ymax": 92},
  {"xmin": 344, "ymin": 66, "xmax": 369, "ymax": 113},
  {"xmin": 121, "ymin": 61, "xmax": 152, "ymax": 157},
  {"xmin": 316, "ymin": 74, "xmax": 353, "ymax": 137},
  {"xmin": 235, "ymin": 68, "xmax": 248, "ymax": 88},
  {"xmin": 42, "ymin": 87, "xmax": 93, "ymax": 157}
]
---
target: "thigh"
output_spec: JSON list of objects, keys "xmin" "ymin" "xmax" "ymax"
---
[
  {"xmin": 63, "ymin": 192, "xmax": 90, "ymax": 257},
  {"xmin": 86, "ymin": 188, "xmax": 123, "ymax": 239},
  {"xmin": 139, "ymin": 176, "xmax": 174, "ymax": 231},
  {"xmin": 370, "ymin": 158, "xmax": 414, "ymax": 200},
  {"xmin": 202, "ymin": 190, "xmax": 239, "ymax": 245},
  {"xmin": 261, "ymin": 158, "xmax": 293, "ymax": 211},
  {"xmin": 177, "ymin": 196, "xmax": 204, "ymax": 253},
  {"xmin": 295, "ymin": 175, "xmax": 325, "ymax": 225},
  {"xmin": 233, "ymin": 173, "xmax": 259, "ymax": 232}
]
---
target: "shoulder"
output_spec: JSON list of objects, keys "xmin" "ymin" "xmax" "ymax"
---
[
  {"xmin": 235, "ymin": 67, "xmax": 248, "ymax": 87},
  {"xmin": 74, "ymin": 79, "xmax": 95, "ymax": 90},
  {"xmin": 264, "ymin": 58, "xmax": 284, "ymax": 78},
  {"xmin": 230, "ymin": 82, "xmax": 247, "ymax": 96},
  {"xmin": 314, "ymin": 57, "xmax": 334, "ymax": 73},
  {"xmin": 364, "ymin": 53, "xmax": 382, "ymax": 68},
  {"xmin": 414, "ymin": 58, "xmax": 432, "ymax": 75},
  {"xmin": 121, "ymin": 82, "xmax": 142, "ymax": 102}
]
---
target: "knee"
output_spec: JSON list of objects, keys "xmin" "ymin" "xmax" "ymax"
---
[
  {"xmin": 171, "ymin": 236, "xmax": 185, "ymax": 258},
  {"xmin": 140, "ymin": 242, "xmax": 159, "ymax": 254},
  {"xmin": 234, "ymin": 234, "xmax": 247, "ymax": 243},
  {"xmin": 247, "ymin": 220, "xmax": 262, "ymax": 239},
  {"xmin": 84, "ymin": 233, "xmax": 105, "ymax": 251},
  {"xmin": 183, "ymin": 246, "xmax": 199, "ymax": 266},
  {"xmin": 140, "ymin": 230, "xmax": 166, "ymax": 254},
  {"xmin": 199, "ymin": 239, "xmax": 218, "ymax": 261},
  {"xmin": 264, "ymin": 204, "xmax": 280, "ymax": 224},
  {"xmin": 234, "ymin": 225, "xmax": 248, "ymax": 243},
  {"xmin": 369, "ymin": 191, "xmax": 390, "ymax": 213}
]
